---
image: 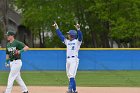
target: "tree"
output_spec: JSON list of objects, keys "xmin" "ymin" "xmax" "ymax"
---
[
  {"xmin": 88, "ymin": 0, "xmax": 140, "ymax": 47},
  {"xmin": 10, "ymin": 0, "xmax": 140, "ymax": 48}
]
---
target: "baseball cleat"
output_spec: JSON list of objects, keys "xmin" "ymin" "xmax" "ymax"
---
[{"xmin": 66, "ymin": 90, "xmax": 72, "ymax": 93}]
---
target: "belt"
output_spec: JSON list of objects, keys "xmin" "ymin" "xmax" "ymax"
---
[
  {"xmin": 10, "ymin": 58, "xmax": 20, "ymax": 61},
  {"xmin": 67, "ymin": 56, "xmax": 75, "ymax": 58}
]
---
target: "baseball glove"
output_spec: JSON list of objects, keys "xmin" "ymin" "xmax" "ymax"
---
[{"xmin": 14, "ymin": 49, "xmax": 20, "ymax": 57}]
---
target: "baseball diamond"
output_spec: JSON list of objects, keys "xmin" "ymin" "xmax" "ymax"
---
[
  {"xmin": 1, "ymin": 71, "xmax": 140, "ymax": 93},
  {"xmin": 0, "ymin": 0, "xmax": 140, "ymax": 93}
]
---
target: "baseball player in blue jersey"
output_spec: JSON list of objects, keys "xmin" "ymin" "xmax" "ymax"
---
[{"xmin": 53, "ymin": 22, "xmax": 83, "ymax": 93}]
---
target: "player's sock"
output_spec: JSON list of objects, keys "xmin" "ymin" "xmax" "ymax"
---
[
  {"xmin": 70, "ymin": 78, "xmax": 76, "ymax": 92},
  {"xmin": 73, "ymin": 79, "xmax": 76, "ymax": 92},
  {"xmin": 68, "ymin": 78, "xmax": 73, "ymax": 91}
]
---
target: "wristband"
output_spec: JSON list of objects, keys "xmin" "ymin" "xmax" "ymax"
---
[
  {"xmin": 77, "ymin": 28, "xmax": 80, "ymax": 30},
  {"xmin": 6, "ymin": 59, "xmax": 10, "ymax": 64},
  {"xmin": 56, "ymin": 26, "xmax": 59, "ymax": 30}
]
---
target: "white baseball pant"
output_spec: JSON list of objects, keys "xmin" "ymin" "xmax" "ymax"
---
[
  {"xmin": 66, "ymin": 57, "xmax": 79, "ymax": 79},
  {"xmin": 5, "ymin": 60, "xmax": 28, "ymax": 93}
]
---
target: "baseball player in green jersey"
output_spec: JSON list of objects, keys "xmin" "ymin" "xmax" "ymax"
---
[{"xmin": 4, "ymin": 31, "xmax": 29, "ymax": 93}]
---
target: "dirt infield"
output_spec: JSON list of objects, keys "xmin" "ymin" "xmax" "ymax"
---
[{"xmin": 0, "ymin": 86, "xmax": 140, "ymax": 93}]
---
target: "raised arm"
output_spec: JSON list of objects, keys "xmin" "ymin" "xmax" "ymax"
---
[
  {"xmin": 77, "ymin": 30, "xmax": 83, "ymax": 42},
  {"xmin": 56, "ymin": 29, "xmax": 66, "ymax": 42},
  {"xmin": 74, "ymin": 24, "xmax": 83, "ymax": 42},
  {"xmin": 53, "ymin": 22, "xmax": 66, "ymax": 42}
]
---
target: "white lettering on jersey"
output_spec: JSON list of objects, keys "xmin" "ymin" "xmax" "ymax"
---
[{"xmin": 7, "ymin": 47, "xmax": 16, "ymax": 52}]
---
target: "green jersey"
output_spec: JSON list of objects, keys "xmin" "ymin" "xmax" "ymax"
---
[{"xmin": 6, "ymin": 39, "xmax": 25, "ymax": 61}]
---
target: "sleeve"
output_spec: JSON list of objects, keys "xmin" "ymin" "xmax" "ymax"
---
[
  {"xmin": 76, "ymin": 39, "xmax": 82, "ymax": 50},
  {"xmin": 77, "ymin": 30, "xmax": 83, "ymax": 42},
  {"xmin": 17, "ymin": 41, "xmax": 25, "ymax": 50},
  {"xmin": 77, "ymin": 40, "xmax": 82, "ymax": 46},
  {"xmin": 56, "ymin": 29, "xmax": 66, "ymax": 43}
]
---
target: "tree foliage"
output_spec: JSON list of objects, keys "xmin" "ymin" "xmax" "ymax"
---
[{"xmin": 10, "ymin": 0, "xmax": 140, "ymax": 48}]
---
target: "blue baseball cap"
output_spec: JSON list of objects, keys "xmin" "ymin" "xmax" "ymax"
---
[{"xmin": 67, "ymin": 30, "xmax": 77, "ymax": 36}]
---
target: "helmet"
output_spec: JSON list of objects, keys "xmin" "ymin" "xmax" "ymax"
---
[
  {"xmin": 67, "ymin": 30, "xmax": 77, "ymax": 36},
  {"xmin": 67, "ymin": 30, "xmax": 77, "ymax": 39}
]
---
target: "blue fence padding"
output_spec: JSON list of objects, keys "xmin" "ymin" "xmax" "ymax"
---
[
  {"xmin": 0, "ymin": 50, "xmax": 6, "ymax": 70},
  {"xmin": 0, "ymin": 50, "xmax": 140, "ymax": 70}
]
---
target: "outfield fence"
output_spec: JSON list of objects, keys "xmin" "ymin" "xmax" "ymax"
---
[{"xmin": 0, "ymin": 48, "xmax": 140, "ymax": 71}]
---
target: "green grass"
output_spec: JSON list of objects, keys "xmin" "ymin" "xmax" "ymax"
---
[{"xmin": 1, "ymin": 71, "xmax": 140, "ymax": 87}]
